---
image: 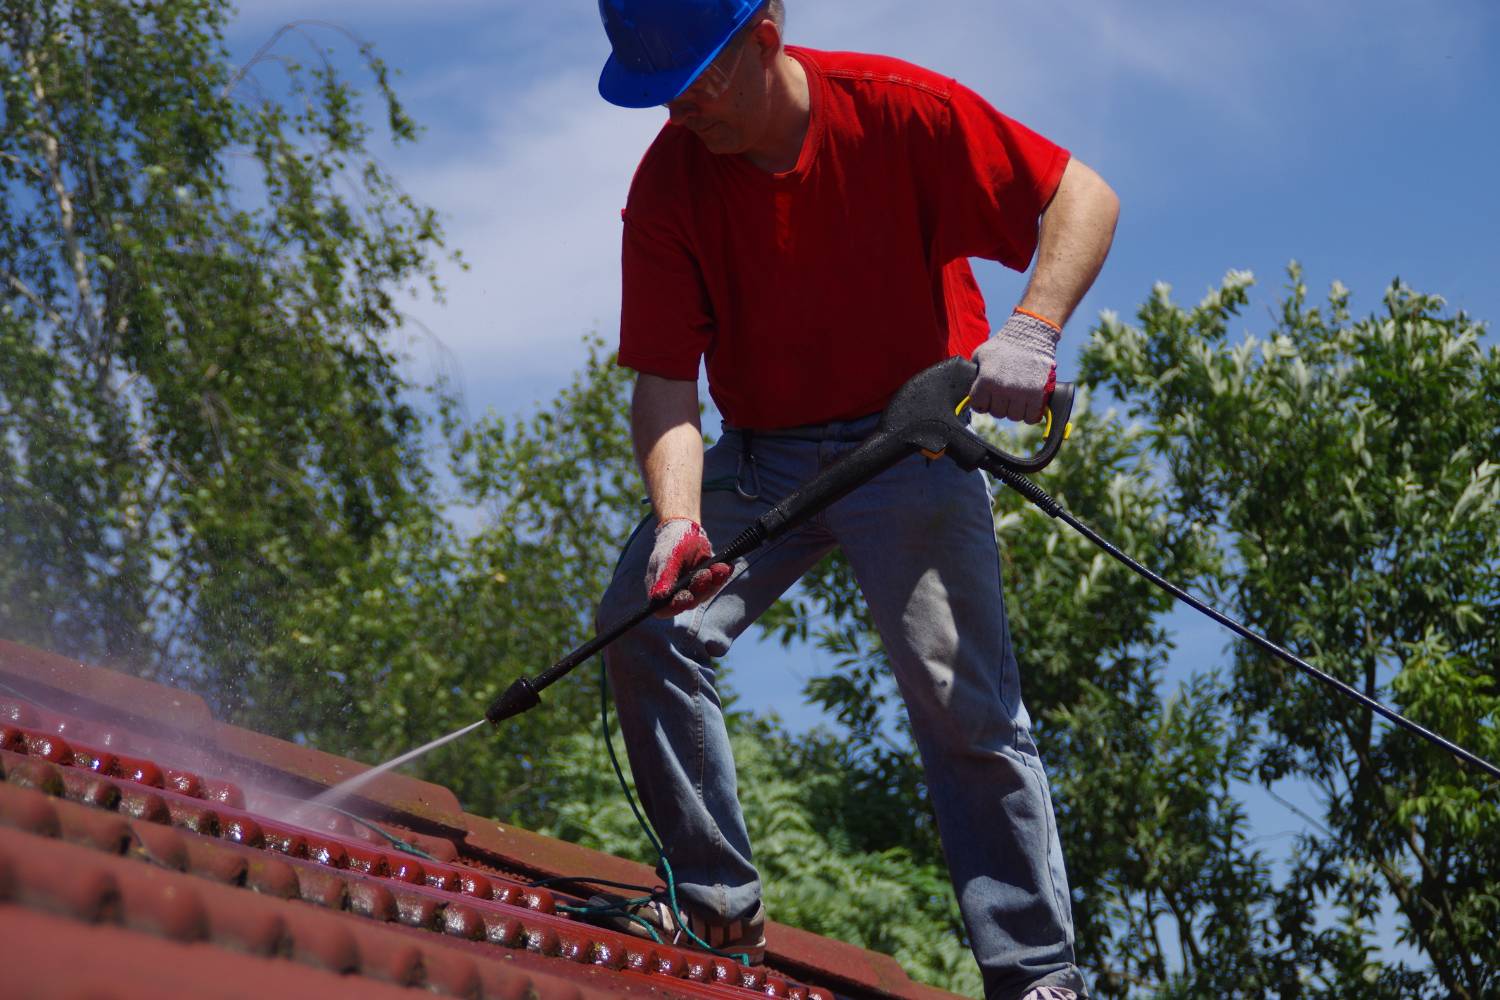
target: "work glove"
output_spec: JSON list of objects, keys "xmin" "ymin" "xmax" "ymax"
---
[
  {"xmin": 645, "ymin": 518, "xmax": 733, "ymax": 617},
  {"xmin": 969, "ymin": 309, "xmax": 1060, "ymax": 424}
]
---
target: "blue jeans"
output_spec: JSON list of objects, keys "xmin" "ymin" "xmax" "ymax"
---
[{"xmin": 599, "ymin": 414, "xmax": 1086, "ymax": 999}]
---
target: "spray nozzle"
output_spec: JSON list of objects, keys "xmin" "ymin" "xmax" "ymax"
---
[{"xmin": 485, "ymin": 677, "xmax": 541, "ymax": 725}]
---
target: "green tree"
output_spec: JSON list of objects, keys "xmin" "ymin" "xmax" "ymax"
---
[
  {"xmin": 267, "ymin": 339, "xmax": 649, "ymax": 827},
  {"xmin": 0, "ymin": 1, "xmax": 448, "ymax": 722},
  {"xmin": 0, "ymin": 0, "xmax": 657, "ymax": 826},
  {"xmin": 1083, "ymin": 267, "xmax": 1499, "ymax": 998}
]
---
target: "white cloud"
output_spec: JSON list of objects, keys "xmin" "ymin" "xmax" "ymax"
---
[
  {"xmin": 390, "ymin": 70, "xmax": 663, "ymax": 388},
  {"xmin": 229, "ymin": 0, "xmax": 504, "ymax": 30}
]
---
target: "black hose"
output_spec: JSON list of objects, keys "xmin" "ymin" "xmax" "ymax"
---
[{"xmin": 985, "ymin": 463, "xmax": 1500, "ymax": 783}]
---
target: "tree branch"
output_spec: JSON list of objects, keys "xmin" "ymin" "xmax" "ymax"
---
[
  {"xmin": 2, "ymin": 266, "xmax": 91, "ymax": 357},
  {"xmin": 1399, "ymin": 822, "xmax": 1480, "ymax": 997},
  {"xmin": 1142, "ymin": 887, "xmax": 1169, "ymax": 981},
  {"xmin": 0, "ymin": 148, "xmax": 47, "ymax": 181},
  {"xmin": 141, "ymin": 543, "xmax": 192, "ymax": 618},
  {"xmin": 1161, "ymin": 886, "xmax": 1204, "ymax": 975},
  {"xmin": 221, "ymin": 19, "xmax": 367, "ymax": 100},
  {"xmin": 18, "ymin": 46, "xmax": 105, "ymax": 349},
  {"xmin": 1263, "ymin": 784, "xmax": 1334, "ymax": 840}
]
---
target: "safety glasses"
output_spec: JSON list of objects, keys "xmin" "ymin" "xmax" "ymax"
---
[{"xmin": 666, "ymin": 37, "xmax": 747, "ymax": 106}]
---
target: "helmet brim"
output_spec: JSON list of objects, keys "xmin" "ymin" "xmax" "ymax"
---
[
  {"xmin": 599, "ymin": 52, "xmax": 704, "ymax": 109},
  {"xmin": 597, "ymin": 11, "xmax": 747, "ymax": 109}
]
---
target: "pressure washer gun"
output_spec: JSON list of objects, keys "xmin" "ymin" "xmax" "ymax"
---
[
  {"xmin": 486, "ymin": 355, "xmax": 1500, "ymax": 785},
  {"xmin": 485, "ymin": 356, "xmax": 1070, "ymax": 725}
]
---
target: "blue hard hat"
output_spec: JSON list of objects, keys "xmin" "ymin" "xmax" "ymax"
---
[{"xmin": 598, "ymin": 0, "xmax": 763, "ymax": 109}]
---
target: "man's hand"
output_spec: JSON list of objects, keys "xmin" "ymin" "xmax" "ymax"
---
[
  {"xmin": 968, "ymin": 309, "xmax": 1059, "ymax": 423},
  {"xmin": 645, "ymin": 518, "xmax": 733, "ymax": 617}
]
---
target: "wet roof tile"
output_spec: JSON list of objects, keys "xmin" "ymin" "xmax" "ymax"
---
[{"xmin": 0, "ymin": 641, "xmax": 961, "ymax": 1000}]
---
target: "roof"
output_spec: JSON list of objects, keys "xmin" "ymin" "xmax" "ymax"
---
[{"xmin": 0, "ymin": 638, "xmax": 963, "ymax": 1000}]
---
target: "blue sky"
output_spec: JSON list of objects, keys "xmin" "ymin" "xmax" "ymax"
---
[
  {"xmin": 223, "ymin": 0, "xmax": 1495, "ymax": 964},
  {"xmin": 223, "ymin": 0, "xmax": 1498, "ymax": 722}
]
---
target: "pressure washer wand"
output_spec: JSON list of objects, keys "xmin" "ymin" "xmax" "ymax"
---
[{"xmin": 486, "ymin": 357, "xmax": 1073, "ymax": 725}]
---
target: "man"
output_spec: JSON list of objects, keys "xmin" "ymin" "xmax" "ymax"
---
[{"xmin": 592, "ymin": 2, "xmax": 1118, "ymax": 998}]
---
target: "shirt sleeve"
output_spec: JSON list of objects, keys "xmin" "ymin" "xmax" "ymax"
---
[
  {"xmin": 931, "ymin": 81, "xmax": 1071, "ymax": 272},
  {"xmin": 617, "ymin": 201, "xmax": 714, "ymax": 381}
]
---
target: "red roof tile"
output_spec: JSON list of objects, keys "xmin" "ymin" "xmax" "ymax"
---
[{"xmin": 0, "ymin": 639, "xmax": 963, "ymax": 1000}]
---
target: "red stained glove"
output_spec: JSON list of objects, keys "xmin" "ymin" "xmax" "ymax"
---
[
  {"xmin": 645, "ymin": 518, "xmax": 733, "ymax": 616},
  {"xmin": 969, "ymin": 309, "xmax": 1060, "ymax": 424}
]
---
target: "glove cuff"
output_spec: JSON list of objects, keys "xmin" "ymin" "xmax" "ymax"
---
[
  {"xmin": 1001, "ymin": 309, "xmax": 1063, "ymax": 352},
  {"xmin": 1013, "ymin": 307, "xmax": 1062, "ymax": 334}
]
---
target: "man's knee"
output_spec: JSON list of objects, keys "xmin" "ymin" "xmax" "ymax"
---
[
  {"xmin": 939, "ymin": 703, "xmax": 1021, "ymax": 760},
  {"xmin": 903, "ymin": 671, "xmax": 1024, "ymax": 760}
]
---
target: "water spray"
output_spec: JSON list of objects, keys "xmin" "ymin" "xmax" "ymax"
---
[{"xmin": 299, "ymin": 719, "xmax": 488, "ymax": 814}]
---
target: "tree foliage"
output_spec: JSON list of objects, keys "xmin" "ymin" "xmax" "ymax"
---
[
  {"xmin": 280, "ymin": 339, "xmax": 646, "ymax": 827},
  {"xmin": 0, "ymin": 0, "xmax": 447, "ymax": 709},
  {"xmin": 1083, "ymin": 268, "xmax": 1499, "ymax": 998}
]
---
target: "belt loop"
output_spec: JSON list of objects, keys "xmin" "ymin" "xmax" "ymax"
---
[{"xmin": 735, "ymin": 429, "xmax": 762, "ymax": 500}]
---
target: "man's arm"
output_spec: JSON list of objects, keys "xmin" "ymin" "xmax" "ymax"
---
[
  {"xmin": 969, "ymin": 157, "xmax": 1119, "ymax": 422},
  {"xmin": 630, "ymin": 372, "xmax": 732, "ymax": 614},
  {"xmin": 1018, "ymin": 157, "xmax": 1120, "ymax": 328},
  {"xmin": 632, "ymin": 372, "xmax": 704, "ymax": 523}
]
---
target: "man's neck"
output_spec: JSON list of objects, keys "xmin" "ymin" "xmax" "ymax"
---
[{"xmin": 742, "ymin": 52, "xmax": 810, "ymax": 174}]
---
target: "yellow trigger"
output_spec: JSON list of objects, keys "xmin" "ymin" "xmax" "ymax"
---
[{"xmin": 1041, "ymin": 408, "xmax": 1074, "ymax": 441}]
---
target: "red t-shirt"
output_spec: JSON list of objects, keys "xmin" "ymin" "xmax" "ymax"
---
[{"xmin": 618, "ymin": 47, "xmax": 1070, "ymax": 430}]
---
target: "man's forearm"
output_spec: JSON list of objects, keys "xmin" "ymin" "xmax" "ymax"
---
[
  {"xmin": 631, "ymin": 372, "xmax": 704, "ymax": 524},
  {"xmin": 1018, "ymin": 157, "xmax": 1120, "ymax": 329}
]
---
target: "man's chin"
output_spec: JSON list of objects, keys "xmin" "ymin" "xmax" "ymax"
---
[{"xmin": 690, "ymin": 125, "xmax": 742, "ymax": 155}]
